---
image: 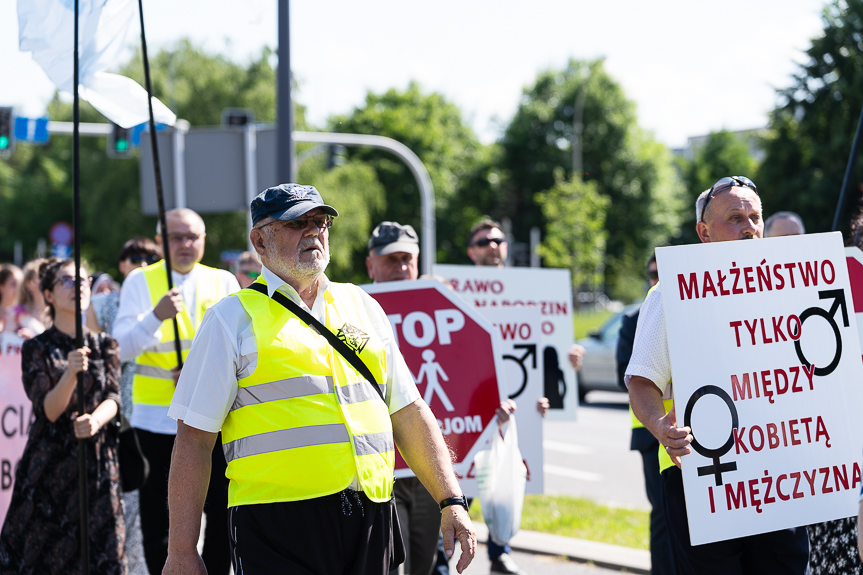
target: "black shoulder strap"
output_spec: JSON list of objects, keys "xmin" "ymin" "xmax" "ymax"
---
[{"xmin": 245, "ymin": 282, "xmax": 385, "ymax": 403}]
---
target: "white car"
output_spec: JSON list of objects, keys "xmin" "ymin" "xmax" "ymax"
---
[{"xmin": 575, "ymin": 304, "xmax": 641, "ymax": 401}]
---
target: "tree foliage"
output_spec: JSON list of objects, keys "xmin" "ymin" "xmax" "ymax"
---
[
  {"xmin": 330, "ymin": 83, "xmax": 491, "ymax": 266},
  {"xmin": 536, "ymin": 171, "xmax": 608, "ymax": 291},
  {"xmin": 758, "ymin": 0, "xmax": 863, "ymax": 236},
  {"xmin": 675, "ymin": 131, "xmax": 758, "ymax": 245},
  {"xmin": 0, "ymin": 41, "xmax": 388, "ymax": 283},
  {"xmin": 500, "ymin": 59, "xmax": 684, "ymax": 298}
]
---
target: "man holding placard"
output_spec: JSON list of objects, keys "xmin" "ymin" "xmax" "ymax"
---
[{"xmin": 626, "ymin": 177, "xmax": 812, "ymax": 574}]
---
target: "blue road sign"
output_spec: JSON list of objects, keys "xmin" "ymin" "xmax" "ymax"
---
[
  {"xmin": 132, "ymin": 122, "xmax": 168, "ymax": 146},
  {"xmin": 14, "ymin": 117, "xmax": 49, "ymax": 143}
]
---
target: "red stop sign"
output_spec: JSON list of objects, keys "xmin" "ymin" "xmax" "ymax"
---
[{"xmin": 364, "ymin": 279, "xmax": 505, "ymax": 472}]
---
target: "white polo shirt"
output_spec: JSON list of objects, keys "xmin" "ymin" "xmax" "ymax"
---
[{"xmin": 624, "ymin": 284, "xmax": 673, "ymax": 399}]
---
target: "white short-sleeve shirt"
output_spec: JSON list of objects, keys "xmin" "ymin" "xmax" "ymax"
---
[
  {"xmin": 113, "ymin": 264, "xmax": 241, "ymax": 434},
  {"xmin": 624, "ymin": 284, "xmax": 673, "ymax": 398},
  {"xmin": 168, "ymin": 265, "xmax": 421, "ymax": 433}
]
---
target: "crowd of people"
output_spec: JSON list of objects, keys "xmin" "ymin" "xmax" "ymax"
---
[{"xmin": 0, "ymin": 176, "xmax": 862, "ymax": 575}]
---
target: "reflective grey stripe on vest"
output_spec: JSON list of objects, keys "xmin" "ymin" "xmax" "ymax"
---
[
  {"xmin": 146, "ymin": 339, "xmax": 193, "ymax": 354},
  {"xmin": 134, "ymin": 364, "xmax": 174, "ymax": 380},
  {"xmin": 354, "ymin": 431, "xmax": 394, "ymax": 456},
  {"xmin": 223, "ymin": 423, "xmax": 350, "ymax": 463},
  {"xmin": 336, "ymin": 380, "xmax": 386, "ymax": 405},
  {"xmin": 231, "ymin": 376, "xmax": 334, "ymax": 412}
]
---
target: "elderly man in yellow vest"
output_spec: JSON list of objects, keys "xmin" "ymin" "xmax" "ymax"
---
[
  {"xmin": 163, "ymin": 184, "xmax": 476, "ymax": 575},
  {"xmin": 113, "ymin": 208, "xmax": 240, "ymax": 575}
]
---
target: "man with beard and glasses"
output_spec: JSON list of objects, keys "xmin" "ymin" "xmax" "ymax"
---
[
  {"xmin": 163, "ymin": 184, "xmax": 476, "ymax": 575},
  {"xmin": 626, "ymin": 176, "xmax": 809, "ymax": 575},
  {"xmin": 113, "ymin": 208, "xmax": 239, "ymax": 575}
]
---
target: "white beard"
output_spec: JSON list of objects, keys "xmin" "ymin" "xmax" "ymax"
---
[{"xmin": 268, "ymin": 235, "xmax": 330, "ymax": 283}]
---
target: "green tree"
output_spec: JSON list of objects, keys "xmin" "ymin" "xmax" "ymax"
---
[
  {"xmin": 675, "ymin": 131, "xmax": 758, "ymax": 245},
  {"xmin": 330, "ymin": 82, "xmax": 492, "ymax": 265},
  {"xmin": 536, "ymin": 171, "xmax": 609, "ymax": 291},
  {"xmin": 0, "ymin": 41, "xmax": 388, "ymax": 283},
  {"xmin": 758, "ymin": 0, "xmax": 863, "ymax": 235},
  {"xmin": 501, "ymin": 59, "xmax": 684, "ymax": 298}
]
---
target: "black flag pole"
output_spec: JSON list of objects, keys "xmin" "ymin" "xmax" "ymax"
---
[
  {"xmin": 72, "ymin": 1, "xmax": 90, "ymax": 573},
  {"xmin": 137, "ymin": 0, "xmax": 183, "ymax": 368},
  {"xmin": 832, "ymin": 101, "xmax": 863, "ymax": 231}
]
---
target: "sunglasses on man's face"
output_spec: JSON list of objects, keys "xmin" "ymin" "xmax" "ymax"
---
[
  {"xmin": 647, "ymin": 269, "xmax": 659, "ymax": 281},
  {"xmin": 128, "ymin": 254, "xmax": 160, "ymax": 266},
  {"xmin": 472, "ymin": 237, "xmax": 507, "ymax": 248},
  {"xmin": 700, "ymin": 176, "xmax": 758, "ymax": 222},
  {"xmin": 241, "ymin": 270, "xmax": 261, "ymax": 280}
]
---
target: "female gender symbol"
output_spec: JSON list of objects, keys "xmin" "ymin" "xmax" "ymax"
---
[{"xmin": 683, "ymin": 385, "xmax": 739, "ymax": 486}]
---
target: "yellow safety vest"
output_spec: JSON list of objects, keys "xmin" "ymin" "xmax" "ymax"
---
[
  {"xmin": 132, "ymin": 261, "xmax": 223, "ymax": 407},
  {"xmin": 222, "ymin": 278, "xmax": 394, "ymax": 507}
]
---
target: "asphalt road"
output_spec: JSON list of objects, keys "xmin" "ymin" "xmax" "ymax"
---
[
  {"xmin": 542, "ymin": 391, "xmax": 650, "ymax": 510},
  {"xmin": 450, "ymin": 545, "xmax": 624, "ymax": 575}
]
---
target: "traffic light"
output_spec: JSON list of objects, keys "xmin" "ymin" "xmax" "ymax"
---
[
  {"xmin": 0, "ymin": 107, "xmax": 15, "ymax": 159},
  {"xmin": 221, "ymin": 108, "xmax": 255, "ymax": 127},
  {"xmin": 326, "ymin": 145, "xmax": 347, "ymax": 170},
  {"xmin": 107, "ymin": 122, "xmax": 133, "ymax": 159}
]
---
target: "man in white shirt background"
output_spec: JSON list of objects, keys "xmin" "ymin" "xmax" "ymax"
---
[{"xmin": 113, "ymin": 208, "xmax": 240, "ymax": 575}]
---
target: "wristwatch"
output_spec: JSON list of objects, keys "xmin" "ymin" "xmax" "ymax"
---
[{"xmin": 439, "ymin": 495, "xmax": 469, "ymax": 512}]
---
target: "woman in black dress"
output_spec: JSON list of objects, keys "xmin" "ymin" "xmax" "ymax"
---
[{"xmin": 0, "ymin": 259, "xmax": 126, "ymax": 574}]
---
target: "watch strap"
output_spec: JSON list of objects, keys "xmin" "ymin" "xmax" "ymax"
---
[{"xmin": 439, "ymin": 495, "xmax": 469, "ymax": 512}]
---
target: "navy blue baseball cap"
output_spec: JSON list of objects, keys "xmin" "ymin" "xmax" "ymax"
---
[{"xmin": 250, "ymin": 183, "xmax": 339, "ymax": 225}]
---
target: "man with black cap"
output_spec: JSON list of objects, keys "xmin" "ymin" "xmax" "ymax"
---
[
  {"xmin": 163, "ymin": 185, "xmax": 476, "ymax": 575},
  {"xmin": 367, "ymin": 221, "xmax": 446, "ymax": 575}
]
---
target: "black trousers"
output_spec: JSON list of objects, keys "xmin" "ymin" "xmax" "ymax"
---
[
  {"xmin": 136, "ymin": 429, "xmax": 231, "ymax": 575},
  {"xmin": 229, "ymin": 491, "xmax": 405, "ymax": 575},
  {"xmin": 390, "ymin": 477, "xmax": 440, "ymax": 575},
  {"xmin": 631, "ymin": 428, "xmax": 675, "ymax": 575},
  {"xmin": 662, "ymin": 466, "xmax": 810, "ymax": 575}
]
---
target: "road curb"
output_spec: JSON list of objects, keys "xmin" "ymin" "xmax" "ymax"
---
[{"xmin": 473, "ymin": 523, "xmax": 650, "ymax": 574}]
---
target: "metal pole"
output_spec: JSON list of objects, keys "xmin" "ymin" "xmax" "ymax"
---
[
  {"xmin": 72, "ymin": 2, "xmax": 90, "ymax": 572},
  {"xmin": 278, "ymin": 0, "xmax": 295, "ymax": 183},
  {"xmin": 173, "ymin": 119, "xmax": 189, "ymax": 209},
  {"xmin": 138, "ymin": 0, "xmax": 183, "ymax": 368},
  {"xmin": 293, "ymin": 131, "xmax": 437, "ymax": 274},
  {"xmin": 832, "ymin": 101, "xmax": 863, "ymax": 231},
  {"xmin": 244, "ymin": 123, "xmax": 258, "ymax": 252}
]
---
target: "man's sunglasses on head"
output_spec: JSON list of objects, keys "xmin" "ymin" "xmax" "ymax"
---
[
  {"xmin": 700, "ymin": 176, "xmax": 758, "ymax": 222},
  {"xmin": 472, "ymin": 238, "xmax": 507, "ymax": 248}
]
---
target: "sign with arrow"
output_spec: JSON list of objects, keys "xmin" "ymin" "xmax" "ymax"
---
[{"xmin": 657, "ymin": 232, "xmax": 863, "ymax": 545}]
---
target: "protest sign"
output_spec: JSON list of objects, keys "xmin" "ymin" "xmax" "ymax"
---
[
  {"xmin": 363, "ymin": 279, "xmax": 507, "ymax": 496},
  {"xmin": 657, "ymin": 232, "xmax": 863, "ymax": 545},
  {"xmin": 0, "ymin": 334, "xmax": 31, "ymax": 527},
  {"xmin": 434, "ymin": 265, "xmax": 577, "ymax": 420},
  {"xmin": 474, "ymin": 307, "xmax": 544, "ymax": 494}
]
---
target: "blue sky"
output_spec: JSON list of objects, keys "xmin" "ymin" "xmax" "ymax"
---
[{"xmin": 1, "ymin": 0, "xmax": 828, "ymax": 147}]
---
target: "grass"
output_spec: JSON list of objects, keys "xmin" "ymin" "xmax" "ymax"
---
[
  {"xmin": 572, "ymin": 309, "xmax": 614, "ymax": 339},
  {"xmin": 469, "ymin": 494, "xmax": 650, "ymax": 550}
]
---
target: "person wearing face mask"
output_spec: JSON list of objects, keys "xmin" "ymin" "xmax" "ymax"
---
[
  {"xmin": 86, "ymin": 236, "xmax": 162, "ymax": 575},
  {"xmin": 0, "ymin": 259, "xmax": 125, "ymax": 574},
  {"xmin": 112, "ymin": 211, "xmax": 240, "ymax": 575}
]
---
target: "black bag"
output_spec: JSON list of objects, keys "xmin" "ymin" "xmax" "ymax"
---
[{"xmin": 117, "ymin": 411, "xmax": 150, "ymax": 492}]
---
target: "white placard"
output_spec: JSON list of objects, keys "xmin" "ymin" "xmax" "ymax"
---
[
  {"xmin": 0, "ymin": 337, "xmax": 32, "ymax": 529},
  {"xmin": 470, "ymin": 308, "xmax": 544, "ymax": 494},
  {"xmin": 657, "ymin": 232, "xmax": 863, "ymax": 545},
  {"xmin": 434, "ymin": 265, "xmax": 577, "ymax": 420}
]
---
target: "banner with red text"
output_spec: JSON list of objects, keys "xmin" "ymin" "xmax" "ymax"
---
[
  {"xmin": 0, "ymin": 334, "xmax": 31, "ymax": 528},
  {"xmin": 434, "ymin": 265, "xmax": 576, "ymax": 420},
  {"xmin": 657, "ymin": 232, "xmax": 863, "ymax": 545}
]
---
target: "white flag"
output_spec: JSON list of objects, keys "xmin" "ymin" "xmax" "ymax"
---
[{"xmin": 18, "ymin": 0, "xmax": 176, "ymax": 128}]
